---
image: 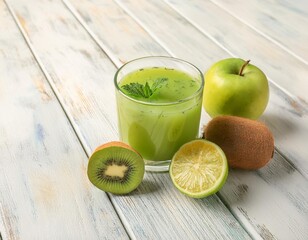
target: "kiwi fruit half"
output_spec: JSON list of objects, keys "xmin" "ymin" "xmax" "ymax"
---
[
  {"xmin": 87, "ymin": 141, "xmax": 145, "ymax": 194},
  {"xmin": 203, "ymin": 116, "xmax": 274, "ymax": 170}
]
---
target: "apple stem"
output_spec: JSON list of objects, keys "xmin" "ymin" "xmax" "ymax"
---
[{"xmin": 239, "ymin": 60, "xmax": 251, "ymax": 76}]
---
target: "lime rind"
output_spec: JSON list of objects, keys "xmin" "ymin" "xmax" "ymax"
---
[{"xmin": 169, "ymin": 140, "xmax": 228, "ymax": 198}]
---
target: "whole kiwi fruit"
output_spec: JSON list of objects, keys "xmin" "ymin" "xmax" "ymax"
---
[
  {"xmin": 87, "ymin": 141, "xmax": 145, "ymax": 194},
  {"xmin": 203, "ymin": 116, "xmax": 274, "ymax": 170}
]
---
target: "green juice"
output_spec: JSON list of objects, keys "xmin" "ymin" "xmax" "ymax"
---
[{"xmin": 116, "ymin": 67, "xmax": 203, "ymax": 161}]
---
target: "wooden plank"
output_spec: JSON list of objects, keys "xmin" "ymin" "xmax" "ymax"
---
[
  {"xmin": 65, "ymin": 0, "xmax": 308, "ymax": 239},
  {"xmin": 0, "ymin": 1, "xmax": 128, "ymax": 239},
  {"xmin": 220, "ymin": 152, "xmax": 308, "ymax": 240},
  {"xmin": 210, "ymin": 0, "xmax": 308, "ymax": 66},
  {"xmin": 62, "ymin": 0, "xmax": 167, "ymax": 66},
  {"xmin": 63, "ymin": 0, "xmax": 227, "ymax": 68},
  {"xmin": 5, "ymin": 0, "xmax": 252, "ymax": 239}
]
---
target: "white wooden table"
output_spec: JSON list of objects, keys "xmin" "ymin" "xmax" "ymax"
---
[{"xmin": 1, "ymin": 0, "xmax": 308, "ymax": 239}]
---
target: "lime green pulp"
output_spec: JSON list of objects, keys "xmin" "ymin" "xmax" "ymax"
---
[{"xmin": 116, "ymin": 67, "xmax": 203, "ymax": 161}]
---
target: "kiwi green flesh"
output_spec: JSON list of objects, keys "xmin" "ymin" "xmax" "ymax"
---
[{"xmin": 88, "ymin": 146, "xmax": 145, "ymax": 194}]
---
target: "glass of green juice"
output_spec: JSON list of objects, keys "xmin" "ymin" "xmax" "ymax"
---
[{"xmin": 114, "ymin": 56, "xmax": 204, "ymax": 172}]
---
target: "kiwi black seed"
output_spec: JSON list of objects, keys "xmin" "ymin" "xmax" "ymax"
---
[
  {"xmin": 203, "ymin": 116, "xmax": 274, "ymax": 170},
  {"xmin": 87, "ymin": 141, "xmax": 145, "ymax": 194}
]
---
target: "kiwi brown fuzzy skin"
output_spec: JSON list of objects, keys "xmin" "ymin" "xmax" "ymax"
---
[
  {"xmin": 88, "ymin": 141, "xmax": 145, "ymax": 194},
  {"xmin": 203, "ymin": 116, "xmax": 274, "ymax": 170},
  {"xmin": 94, "ymin": 141, "xmax": 142, "ymax": 157}
]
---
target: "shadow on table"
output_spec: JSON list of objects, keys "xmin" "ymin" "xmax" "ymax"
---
[
  {"xmin": 129, "ymin": 179, "xmax": 162, "ymax": 196},
  {"xmin": 261, "ymin": 113, "xmax": 298, "ymax": 140}
]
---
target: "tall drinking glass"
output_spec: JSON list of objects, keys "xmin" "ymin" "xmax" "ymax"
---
[{"xmin": 114, "ymin": 56, "xmax": 204, "ymax": 172}]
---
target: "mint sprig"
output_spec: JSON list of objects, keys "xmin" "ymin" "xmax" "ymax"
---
[{"xmin": 121, "ymin": 78, "xmax": 167, "ymax": 98}]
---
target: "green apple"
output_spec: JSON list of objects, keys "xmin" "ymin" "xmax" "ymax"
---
[{"xmin": 203, "ymin": 58, "xmax": 269, "ymax": 119}]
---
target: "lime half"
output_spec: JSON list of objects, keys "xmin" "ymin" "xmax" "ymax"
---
[{"xmin": 169, "ymin": 139, "xmax": 228, "ymax": 198}]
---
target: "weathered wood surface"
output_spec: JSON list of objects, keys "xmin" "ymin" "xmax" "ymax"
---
[
  {"xmin": 3, "ymin": 0, "xmax": 251, "ymax": 239},
  {"xmin": 62, "ymin": 0, "xmax": 308, "ymax": 239},
  {"xmin": 1, "ymin": 0, "xmax": 308, "ymax": 239},
  {"xmin": 0, "ymin": 1, "xmax": 128, "ymax": 239},
  {"xmin": 211, "ymin": 0, "xmax": 308, "ymax": 66}
]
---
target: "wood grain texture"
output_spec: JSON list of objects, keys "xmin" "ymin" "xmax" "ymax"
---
[
  {"xmin": 66, "ymin": 0, "xmax": 308, "ymax": 239},
  {"xmin": 5, "ymin": 0, "xmax": 252, "ymax": 239},
  {"xmin": 64, "ymin": 0, "xmax": 228, "ymax": 69},
  {"xmin": 164, "ymin": 0, "xmax": 308, "ymax": 108},
  {"xmin": 63, "ymin": 0, "xmax": 167, "ymax": 66},
  {"xmin": 220, "ymin": 152, "xmax": 308, "ymax": 240},
  {"xmin": 3, "ymin": 0, "xmax": 308, "ymax": 239},
  {"xmin": 0, "ymin": 1, "xmax": 128, "ymax": 239},
  {"xmin": 211, "ymin": 0, "xmax": 308, "ymax": 66}
]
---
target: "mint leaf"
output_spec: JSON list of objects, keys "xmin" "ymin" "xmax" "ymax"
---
[
  {"xmin": 122, "ymin": 83, "xmax": 147, "ymax": 98},
  {"xmin": 151, "ymin": 77, "xmax": 168, "ymax": 93},
  {"xmin": 144, "ymin": 82, "xmax": 153, "ymax": 97},
  {"xmin": 121, "ymin": 77, "xmax": 168, "ymax": 98}
]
